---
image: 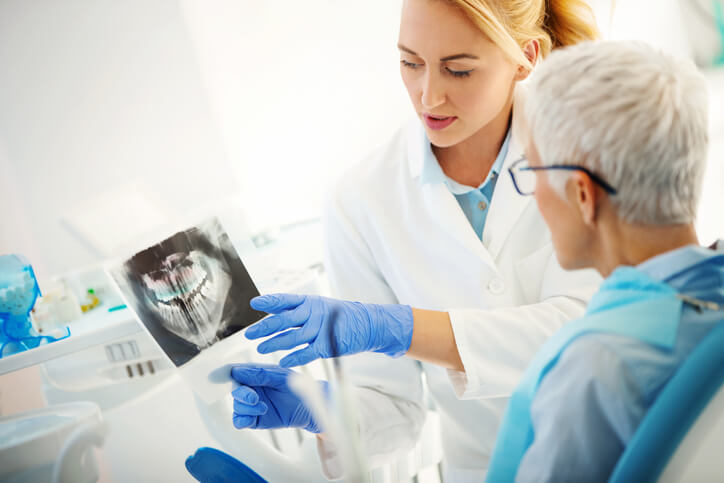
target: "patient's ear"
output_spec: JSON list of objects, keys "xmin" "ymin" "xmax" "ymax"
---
[{"xmin": 567, "ymin": 172, "xmax": 599, "ymax": 226}]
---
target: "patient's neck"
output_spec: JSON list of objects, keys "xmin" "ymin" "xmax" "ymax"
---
[{"xmin": 595, "ymin": 221, "xmax": 699, "ymax": 278}]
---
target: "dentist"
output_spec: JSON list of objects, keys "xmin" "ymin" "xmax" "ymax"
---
[{"xmin": 233, "ymin": 0, "xmax": 602, "ymax": 480}]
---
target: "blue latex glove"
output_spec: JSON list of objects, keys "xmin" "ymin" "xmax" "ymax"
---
[
  {"xmin": 230, "ymin": 363, "xmax": 327, "ymax": 433},
  {"xmin": 246, "ymin": 293, "xmax": 414, "ymax": 367},
  {"xmin": 186, "ymin": 447, "xmax": 267, "ymax": 483}
]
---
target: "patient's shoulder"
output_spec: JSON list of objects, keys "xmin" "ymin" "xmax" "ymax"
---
[
  {"xmin": 558, "ymin": 333, "xmax": 676, "ymax": 405},
  {"xmin": 556, "ymin": 334, "xmax": 636, "ymax": 385},
  {"xmin": 535, "ymin": 334, "xmax": 650, "ymax": 442},
  {"xmin": 561, "ymin": 333, "xmax": 664, "ymax": 376}
]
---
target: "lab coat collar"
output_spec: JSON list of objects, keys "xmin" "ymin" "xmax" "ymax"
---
[
  {"xmin": 406, "ymin": 118, "xmax": 426, "ymax": 180},
  {"xmin": 418, "ymin": 126, "xmax": 511, "ymax": 193},
  {"xmin": 483, "ymin": 86, "xmax": 533, "ymax": 259},
  {"xmin": 411, "ymin": 123, "xmax": 498, "ymax": 267},
  {"xmin": 406, "ymin": 85, "xmax": 532, "ymax": 261}
]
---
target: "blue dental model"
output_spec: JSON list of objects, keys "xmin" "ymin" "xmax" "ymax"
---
[{"xmin": 0, "ymin": 254, "xmax": 69, "ymax": 358}]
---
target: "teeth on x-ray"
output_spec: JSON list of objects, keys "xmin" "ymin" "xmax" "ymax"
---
[
  {"xmin": 141, "ymin": 250, "xmax": 231, "ymax": 349},
  {"xmin": 144, "ymin": 260, "xmax": 212, "ymax": 304}
]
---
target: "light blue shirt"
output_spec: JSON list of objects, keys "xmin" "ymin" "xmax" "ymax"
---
[
  {"xmin": 516, "ymin": 244, "xmax": 724, "ymax": 482},
  {"xmin": 420, "ymin": 128, "xmax": 511, "ymax": 240}
]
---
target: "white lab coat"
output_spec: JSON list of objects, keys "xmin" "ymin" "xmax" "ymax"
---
[{"xmin": 319, "ymin": 87, "xmax": 602, "ymax": 482}]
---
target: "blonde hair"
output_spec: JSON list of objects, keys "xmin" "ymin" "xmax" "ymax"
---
[{"xmin": 446, "ymin": 0, "xmax": 600, "ymax": 69}]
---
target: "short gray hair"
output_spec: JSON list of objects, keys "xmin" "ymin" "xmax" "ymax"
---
[{"xmin": 526, "ymin": 41, "xmax": 709, "ymax": 225}]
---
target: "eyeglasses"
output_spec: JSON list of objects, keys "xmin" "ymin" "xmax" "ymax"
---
[{"xmin": 508, "ymin": 156, "xmax": 618, "ymax": 196}]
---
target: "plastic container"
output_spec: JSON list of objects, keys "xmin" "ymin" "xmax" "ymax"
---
[{"xmin": 0, "ymin": 254, "xmax": 69, "ymax": 359}]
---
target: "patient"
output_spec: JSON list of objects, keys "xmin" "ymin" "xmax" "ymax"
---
[{"xmin": 486, "ymin": 41, "xmax": 724, "ymax": 481}]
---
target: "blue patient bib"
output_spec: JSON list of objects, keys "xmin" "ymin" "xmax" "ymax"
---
[{"xmin": 485, "ymin": 267, "xmax": 684, "ymax": 482}]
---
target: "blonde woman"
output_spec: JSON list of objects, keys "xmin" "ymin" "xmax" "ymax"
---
[{"xmin": 234, "ymin": 0, "xmax": 602, "ymax": 480}]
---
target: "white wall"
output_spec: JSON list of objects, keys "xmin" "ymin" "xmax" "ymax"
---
[
  {"xmin": 0, "ymin": 0, "xmax": 411, "ymax": 282},
  {"xmin": 0, "ymin": 0, "xmax": 238, "ymax": 281},
  {"xmin": 179, "ymin": 0, "xmax": 410, "ymax": 232},
  {"xmin": 0, "ymin": 0, "xmax": 722, "ymax": 281}
]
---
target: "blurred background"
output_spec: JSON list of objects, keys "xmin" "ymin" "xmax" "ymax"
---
[
  {"xmin": 0, "ymin": 1, "xmax": 723, "ymax": 482},
  {"xmin": 1, "ymin": 0, "xmax": 723, "ymax": 284}
]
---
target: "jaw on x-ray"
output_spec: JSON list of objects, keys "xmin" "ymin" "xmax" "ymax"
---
[
  {"xmin": 140, "ymin": 248, "xmax": 231, "ymax": 349},
  {"xmin": 114, "ymin": 217, "xmax": 264, "ymax": 366}
]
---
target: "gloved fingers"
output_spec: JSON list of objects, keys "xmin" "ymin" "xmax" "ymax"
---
[
  {"xmin": 231, "ymin": 385, "xmax": 259, "ymax": 405},
  {"xmin": 230, "ymin": 364, "xmax": 291, "ymax": 388},
  {"xmin": 250, "ymin": 293, "xmax": 306, "ymax": 313},
  {"xmin": 228, "ymin": 363, "xmax": 278, "ymax": 385},
  {"xmin": 279, "ymin": 346, "xmax": 322, "ymax": 368},
  {"xmin": 257, "ymin": 328, "xmax": 312, "ymax": 354},
  {"xmin": 232, "ymin": 414, "xmax": 258, "ymax": 429},
  {"xmin": 233, "ymin": 399, "xmax": 269, "ymax": 416},
  {"xmin": 246, "ymin": 303, "xmax": 313, "ymax": 340}
]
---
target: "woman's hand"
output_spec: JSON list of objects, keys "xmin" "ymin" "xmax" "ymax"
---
[
  {"xmin": 230, "ymin": 363, "xmax": 326, "ymax": 433},
  {"xmin": 245, "ymin": 294, "xmax": 414, "ymax": 367}
]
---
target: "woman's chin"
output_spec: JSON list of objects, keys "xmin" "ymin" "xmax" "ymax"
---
[{"xmin": 425, "ymin": 127, "xmax": 465, "ymax": 149}]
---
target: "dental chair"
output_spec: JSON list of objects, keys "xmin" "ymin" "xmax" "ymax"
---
[{"xmin": 610, "ymin": 320, "xmax": 724, "ymax": 482}]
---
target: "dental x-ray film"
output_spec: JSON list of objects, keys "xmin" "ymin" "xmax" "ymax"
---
[{"xmin": 110, "ymin": 217, "xmax": 265, "ymax": 367}]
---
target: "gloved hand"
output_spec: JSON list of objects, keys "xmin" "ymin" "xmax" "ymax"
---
[
  {"xmin": 246, "ymin": 293, "xmax": 414, "ymax": 367},
  {"xmin": 186, "ymin": 447, "xmax": 267, "ymax": 483},
  {"xmin": 230, "ymin": 363, "xmax": 327, "ymax": 433}
]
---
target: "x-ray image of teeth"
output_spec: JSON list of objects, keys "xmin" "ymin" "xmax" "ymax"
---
[
  {"xmin": 140, "ymin": 250, "xmax": 231, "ymax": 350},
  {"xmin": 110, "ymin": 217, "xmax": 266, "ymax": 367}
]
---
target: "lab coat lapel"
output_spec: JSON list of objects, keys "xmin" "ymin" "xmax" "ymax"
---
[
  {"xmin": 484, "ymin": 87, "xmax": 534, "ymax": 259},
  {"xmin": 421, "ymin": 182, "xmax": 498, "ymax": 270},
  {"xmin": 406, "ymin": 118, "xmax": 498, "ymax": 269}
]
